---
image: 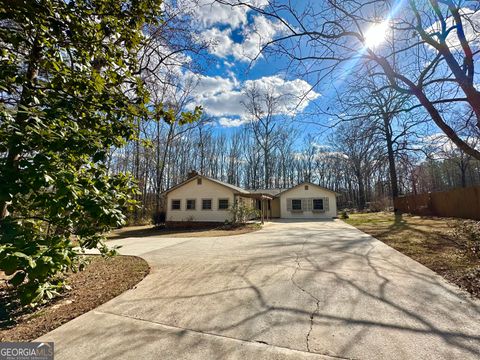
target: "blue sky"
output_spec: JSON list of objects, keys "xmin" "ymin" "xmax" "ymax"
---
[
  {"xmin": 178, "ymin": 0, "xmax": 330, "ymax": 142},
  {"xmin": 174, "ymin": 0, "xmax": 480, "ymax": 149}
]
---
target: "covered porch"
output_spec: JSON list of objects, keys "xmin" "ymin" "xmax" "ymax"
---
[{"xmin": 234, "ymin": 193, "xmax": 276, "ymax": 224}]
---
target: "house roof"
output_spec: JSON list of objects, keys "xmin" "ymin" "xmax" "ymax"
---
[
  {"xmin": 237, "ymin": 193, "xmax": 275, "ymax": 200},
  {"xmin": 276, "ymin": 182, "xmax": 340, "ymax": 196},
  {"xmin": 205, "ymin": 176, "xmax": 250, "ymax": 194},
  {"xmin": 163, "ymin": 176, "xmax": 338, "ymax": 197},
  {"xmin": 162, "ymin": 174, "xmax": 250, "ymax": 195},
  {"xmin": 247, "ymin": 188, "xmax": 287, "ymax": 196}
]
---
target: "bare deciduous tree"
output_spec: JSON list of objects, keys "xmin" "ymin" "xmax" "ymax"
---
[
  {"xmin": 332, "ymin": 120, "xmax": 384, "ymax": 209},
  {"xmin": 217, "ymin": 0, "xmax": 480, "ymax": 159},
  {"xmin": 242, "ymin": 84, "xmax": 285, "ymax": 188}
]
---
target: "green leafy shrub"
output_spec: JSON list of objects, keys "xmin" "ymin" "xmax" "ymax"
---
[
  {"xmin": 0, "ymin": 0, "xmax": 163, "ymax": 306},
  {"xmin": 151, "ymin": 211, "xmax": 166, "ymax": 226},
  {"xmin": 340, "ymin": 210, "xmax": 349, "ymax": 219},
  {"xmin": 229, "ymin": 203, "xmax": 260, "ymax": 225}
]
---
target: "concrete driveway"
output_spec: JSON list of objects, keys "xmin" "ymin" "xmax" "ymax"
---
[{"xmin": 38, "ymin": 220, "xmax": 480, "ymax": 359}]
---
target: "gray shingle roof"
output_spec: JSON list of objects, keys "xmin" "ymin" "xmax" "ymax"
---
[
  {"xmin": 163, "ymin": 176, "xmax": 338, "ymax": 197},
  {"xmin": 162, "ymin": 174, "xmax": 250, "ymax": 195},
  {"xmin": 247, "ymin": 188, "xmax": 286, "ymax": 196},
  {"xmin": 203, "ymin": 176, "xmax": 250, "ymax": 194}
]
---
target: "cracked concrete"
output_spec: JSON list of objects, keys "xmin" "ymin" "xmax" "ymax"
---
[
  {"xmin": 38, "ymin": 220, "xmax": 480, "ymax": 359},
  {"xmin": 290, "ymin": 236, "xmax": 321, "ymax": 352}
]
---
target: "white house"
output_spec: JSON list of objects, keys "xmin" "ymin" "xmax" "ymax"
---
[
  {"xmin": 163, "ymin": 174, "xmax": 338, "ymax": 226},
  {"xmin": 278, "ymin": 183, "xmax": 337, "ymax": 219}
]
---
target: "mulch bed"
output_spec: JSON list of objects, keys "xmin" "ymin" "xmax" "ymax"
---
[
  {"xmin": 108, "ymin": 223, "xmax": 261, "ymax": 240},
  {"xmin": 0, "ymin": 255, "xmax": 149, "ymax": 341}
]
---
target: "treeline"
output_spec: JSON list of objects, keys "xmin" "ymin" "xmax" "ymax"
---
[
  {"xmin": 106, "ymin": 0, "xmax": 480, "ymax": 221},
  {"xmin": 413, "ymin": 158, "xmax": 480, "ymax": 194},
  {"xmin": 108, "ymin": 116, "xmax": 480, "ymax": 222}
]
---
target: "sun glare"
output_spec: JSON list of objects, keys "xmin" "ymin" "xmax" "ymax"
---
[{"xmin": 364, "ymin": 21, "xmax": 389, "ymax": 48}]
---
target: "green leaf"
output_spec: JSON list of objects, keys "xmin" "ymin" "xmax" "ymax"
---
[
  {"xmin": 0, "ymin": 0, "xmax": 164, "ymax": 307},
  {"xmin": 44, "ymin": 174, "xmax": 54, "ymax": 183},
  {"xmin": 9, "ymin": 271, "xmax": 26, "ymax": 286}
]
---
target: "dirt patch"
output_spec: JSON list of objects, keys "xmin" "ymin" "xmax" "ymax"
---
[
  {"xmin": 0, "ymin": 255, "xmax": 149, "ymax": 341},
  {"xmin": 108, "ymin": 223, "xmax": 261, "ymax": 240},
  {"xmin": 344, "ymin": 212, "xmax": 480, "ymax": 299}
]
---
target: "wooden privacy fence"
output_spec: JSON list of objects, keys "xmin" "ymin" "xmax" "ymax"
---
[{"xmin": 394, "ymin": 186, "xmax": 480, "ymax": 220}]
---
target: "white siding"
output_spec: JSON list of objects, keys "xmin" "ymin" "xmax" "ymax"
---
[
  {"xmin": 166, "ymin": 178, "xmax": 236, "ymax": 222},
  {"xmin": 279, "ymin": 184, "xmax": 337, "ymax": 219}
]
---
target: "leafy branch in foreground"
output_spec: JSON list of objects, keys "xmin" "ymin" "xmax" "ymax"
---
[{"xmin": 0, "ymin": 0, "xmax": 163, "ymax": 305}]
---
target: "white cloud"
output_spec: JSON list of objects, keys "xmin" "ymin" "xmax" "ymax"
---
[
  {"xmin": 186, "ymin": 73, "xmax": 320, "ymax": 125},
  {"xmin": 311, "ymin": 143, "xmax": 332, "ymax": 150},
  {"xmin": 196, "ymin": 9, "xmax": 287, "ymax": 62},
  {"xmin": 193, "ymin": 0, "xmax": 246, "ymax": 28},
  {"xmin": 161, "ymin": 1, "xmax": 287, "ymax": 62},
  {"xmin": 199, "ymin": 27, "xmax": 235, "ymax": 58},
  {"xmin": 294, "ymin": 149, "xmax": 348, "ymax": 162},
  {"xmin": 200, "ymin": 19, "xmax": 282, "ymax": 62},
  {"xmin": 243, "ymin": 75, "xmax": 320, "ymax": 114},
  {"xmin": 193, "ymin": 0, "xmax": 269, "ymax": 28},
  {"xmin": 200, "ymin": 90, "xmax": 247, "ymax": 117},
  {"xmin": 236, "ymin": 15, "xmax": 287, "ymax": 61},
  {"xmin": 184, "ymin": 72, "xmax": 235, "ymax": 96},
  {"xmin": 218, "ymin": 117, "xmax": 248, "ymax": 127},
  {"xmin": 423, "ymin": 133, "xmax": 479, "ymax": 159},
  {"xmin": 426, "ymin": 7, "xmax": 480, "ymax": 50}
]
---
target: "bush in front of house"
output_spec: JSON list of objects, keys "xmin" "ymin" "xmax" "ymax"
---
[
  {"xmin": 151, "ymin": 211, "xmax": 166, "ymax": 226},
  {"xmin": 229, "ymin": 203, "xmax": 260, "ymax": 225}
]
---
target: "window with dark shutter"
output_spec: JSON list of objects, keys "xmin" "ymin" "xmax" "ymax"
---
[
  {"xmin": 186, "ymin": 199, "xmax": 196, "ymax": 210},
  {"xmin": 292, "ymin": 199, "xmax": 302, "ymax": 210},
  {"xmin": 313, "ymin": 198, "xmax": 324, "ymax": 211}
]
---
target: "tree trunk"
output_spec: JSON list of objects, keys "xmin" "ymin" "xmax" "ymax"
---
[
  {"xmin": 1, "ymin": 38, "xmax": 41, "ymax": 220},
  {"xmin": 264, "ymin": 147, "xmax": 269, "ymax": 189},
  {"xmin": 357, "ymin": 171, "xmax": 366, "ymax": 210},
  {"xmin": 383, "ymin": 115, "xmax": 399, "ymax": 201},
  {"xmin": 459, "ymin": 158, "xmax": 468, "ymax": 188},
  {"xmin": 155, "ymin": 122, "xmax": 174, "ymax": 217},
  {"xmin": 133, "ymin": 119, "xmax": 141, "ymax": 222}
]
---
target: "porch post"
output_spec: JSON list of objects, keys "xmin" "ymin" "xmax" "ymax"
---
[
  {"xmin": 267, "ymin": 199, "xmax": 270, "ymax": 221},
  {"xmin": 233, "ymin": 194, "xmax": 237, "ymax": 223},
  {"xmin": 261, "ymin": 198, "xmax": 264, "ymax": 224}
]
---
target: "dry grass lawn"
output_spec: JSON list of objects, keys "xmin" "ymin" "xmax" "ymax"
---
[{"xmin": 344, "ymin": 212, "xmax": 480, "ymax": 298}]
